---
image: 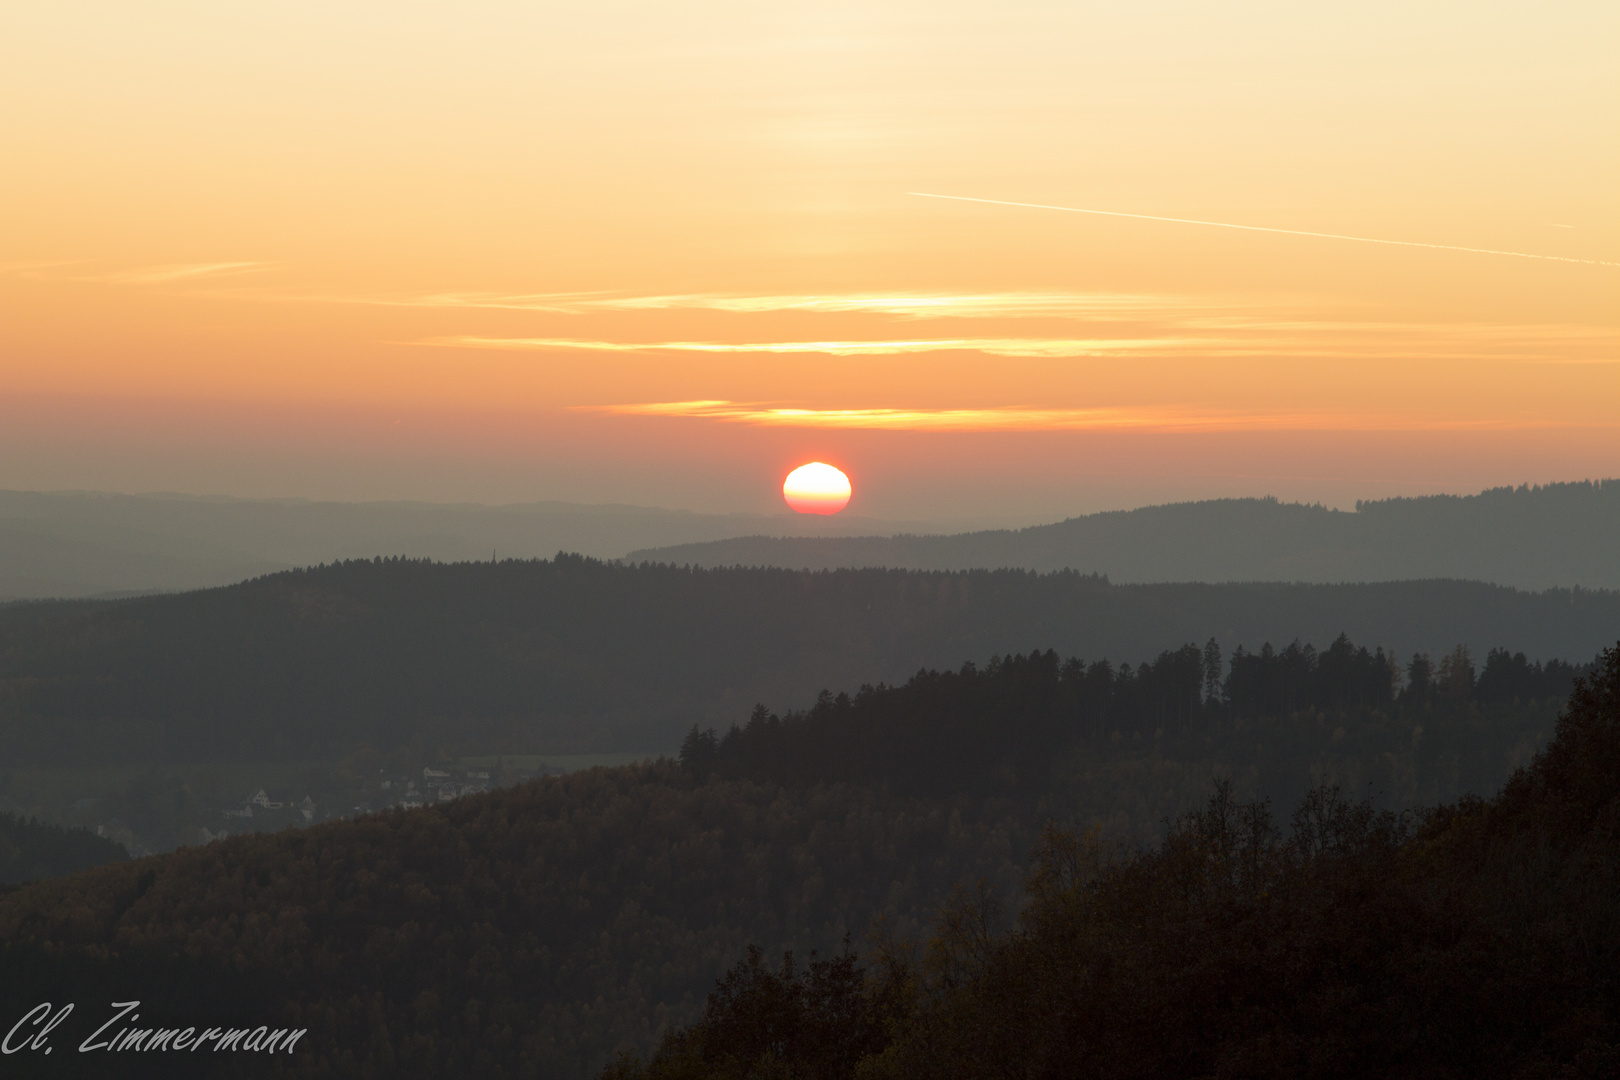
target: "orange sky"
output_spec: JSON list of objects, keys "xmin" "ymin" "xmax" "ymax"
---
[{"xmin": 1, "ymin": 1, "xmax": 1615, "ymax": 520}]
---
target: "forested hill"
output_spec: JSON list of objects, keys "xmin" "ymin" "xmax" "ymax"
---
[
  {"xmin": 0, "ymin": 812, "xmax": 126, "ymax": 886},
  {"xmin": 1, "ymin": 555, "xmax": 1615, "ymax": 764},
  {"xmin": 682, "ymin": 639, "xmax": 1584, "ymax": 804},
  {"xmin": 629, "ymin": 480, "xmax": 1620, "ymax": 589},
  {"xmin": 0, "ymin": 488, "xmax": 987, "ymax": 600},
  {"xmin": 0, "ymin": 641, "xmax": 1600, "ymax": 1079},
  {"xmin": 611, "ymin": 645, "xmax": 1620, "ymax": 1080}
]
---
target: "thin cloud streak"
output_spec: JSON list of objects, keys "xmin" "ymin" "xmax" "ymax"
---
[
  {"xmin": 0, "ymin": 260, "xmax": 84, "ymax": 275},
  {"xmin": 2, "ymin": 261, "xmax": 269, "ymax": 284},
  {"xmin": 209, "ymin": 289, "xmax": 1204, "ymax": 319},
  {"xmin": 421, "ymin": 335, "xmax": 1209, "ymax": 357},
  {"xmin": 417, "ymin": 331, "xmax": 1616, "ymax": 363},
  {"xmin": 299, "ymin": 291, "xmax": 604, "ymax": 314},
  {"xmin": 47, "ymin": 274, "xmax": 1611, "ymax": 365},
  {"xmin": 584, "ymin": 292, "xmax": 1212, "ymax": 320},
  {"xmin": 577, "ymin": 400, "xmax": 1587, "ymax": 433},
  {"xmin": 15, "ymin": 262, "xmax": 1603, "ymax": 365},
  {"xmin": 911, "ymin": 193, "xmax": 1620, "ymax": 268},
  {"xmin": 0, "ymin": 263, "xmax": 603, "ymax": 310},
  {"xmin": 103, "ymin": 262, "xmax": 268, "ymax": 284}
]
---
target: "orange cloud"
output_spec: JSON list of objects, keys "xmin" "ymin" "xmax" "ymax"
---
[
  {"xmin": 579, "ymin": 292, "xmax": 1210, "ymax": 320},
  {"xmin": 422, "ymin": 335, "xmax": 1209, "ymax": 357},
  {"xmin": 575, "ymin": 400, "xmax": 1595, "ymax": 433},
  {"xmin": 419, "ymin": 323, "xmax": 1617, "ymax": 364},
  {"xmin": 1, "ymin": 261, "xmax": 269, "ymax": 285}
]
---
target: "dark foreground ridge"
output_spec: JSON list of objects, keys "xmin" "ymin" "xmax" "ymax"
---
[
  {"xmin": 630, "ymin": 480, "xmax": 1620, "ymax": 590},
  {"xmin": 0, "ymin": 635, "xmax": 1601, "ymax": 1078},
  {"xmin": 614, "ymin": 643, "xmax": 1620, "ymax": 1080},
  {"xmin": 1, "ymin": 554, "xmax": 1614, "ymax": 762}
]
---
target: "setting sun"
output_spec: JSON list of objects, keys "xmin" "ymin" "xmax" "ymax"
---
[{"xmin": 783, "ymin": 463, "xmax": 852, "ymax": 515}]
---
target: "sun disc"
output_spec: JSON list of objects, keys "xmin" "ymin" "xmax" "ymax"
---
[{"xmin": 783, "ymin": 462, "xmax": 852, "ymax": 515}]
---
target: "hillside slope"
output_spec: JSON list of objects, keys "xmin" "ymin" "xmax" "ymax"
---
[
  {"xmin": 0, "ymin": 642, "xmax": 1593, "ymax": 1078},
  {"xmin": 0, "ymin": 763, "xmax": 1033, "ymax": 1079},
  {"xmin": 1, "ymin": 557, "xmax": 1615, "ymax": 762},
  {"xmin": 630, "ymin": 481, "xmax": 1620, "ymax": 590},
  {"xmin": 0, "ymin": 812, "xmax": 126, "ymax": 885},
  {"xmin": 612, "ymin": 644, "xmax": 1620, "ymax": 1080}
]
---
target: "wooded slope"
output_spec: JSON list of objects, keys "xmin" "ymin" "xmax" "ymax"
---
[
  {"xmin": 1, "ymin": 555, "xmax": 1612, "ymax": 762},
  {"xmin": 614, "ymin": 644, "xmax": 1620, "ymax": 1080},
  {"xmin": 0, "ymin": 635, "xmax": 1591, "ymax": 1078}
]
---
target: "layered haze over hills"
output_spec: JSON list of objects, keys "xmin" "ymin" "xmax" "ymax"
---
[
  {"xmin": 632, "ymin": 481, "xmax": 1620, "ymax": 590},
  {"xmin": 3, "ymin": 556, "xmax": 1614, "ymax": 765},
  {"xmin": 0, "ymin": 489, "xmax": 1020, "ymax": 600},
  {"xmin": 2, "ymin": 480, "xmax": 1615, "ymax": 600}
]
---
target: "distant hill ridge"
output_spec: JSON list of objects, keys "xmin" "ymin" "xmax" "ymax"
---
[
  {"xmin": 627, "ymin": 480, "xmax": 1620, "ymax": 590},
  {"xmin": 0, "ymin": 488, "xmax": 1007, "ymax": 600},
  {"xmin": 2, "ymin": 556, "xmax": 1616, "ymax": 764}
]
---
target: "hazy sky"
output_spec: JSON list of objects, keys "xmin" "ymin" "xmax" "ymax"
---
[{"xmin": 2, "ymin": 1, "xmax": 1615, "ymax": 520}]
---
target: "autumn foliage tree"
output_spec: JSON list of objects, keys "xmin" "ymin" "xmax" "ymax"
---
[{"xmin": 616, "ymin": 642, "xmax": 1620, "ymax": 1080}]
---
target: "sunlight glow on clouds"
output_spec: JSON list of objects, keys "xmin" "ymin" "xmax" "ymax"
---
[
  {"xmin": 576, "ymin": 400, "xmax": 1589, "ymax": 434},
  {"xmin": 0, "ymin": 0, "xmax": 1614, "ymax": 511},
  {"xmin": 579, "ymin": 292, "xmax": 1208, "ymax": 320},
  {"xmin": 8, "ymin": 257, "xmax": 1607, "ymax": 368},
  {"xmin": 420, "ymin": 319, "xmax": 1618, "ymax": 363},
  {"xmin": 423, "ymin": 336, "xmax": 1210, "ymax": 358}
]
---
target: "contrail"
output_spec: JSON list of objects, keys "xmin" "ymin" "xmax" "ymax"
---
[{"xmin": 910, "ymin": 193, "xmax": 1619, "ymax": 268}]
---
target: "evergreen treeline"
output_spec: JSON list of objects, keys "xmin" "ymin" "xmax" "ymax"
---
[
  {"xmin": 610, "ymin": 643, "xmax": 1620, "ymax": 1079},
  {"xmin": 0, "ymin": 555, "xmax": 1613, "ymax": 763},
  {"xmin": 0, "ymin": 811, "xmax": 125, "ymax": 886},
  {"xmin": 686, "ymin": 636, "xmax": 1580, "ymax": 807}
]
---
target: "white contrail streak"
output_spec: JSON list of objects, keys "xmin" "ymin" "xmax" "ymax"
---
[{"xmin": 910, "ymin": 193, "xmax": 1620, "ymax": 268}]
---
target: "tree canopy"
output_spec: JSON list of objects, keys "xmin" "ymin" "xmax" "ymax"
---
[{"xmin": 0, "ymin": 556, "xmax": 1610, "ymax": 763}]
